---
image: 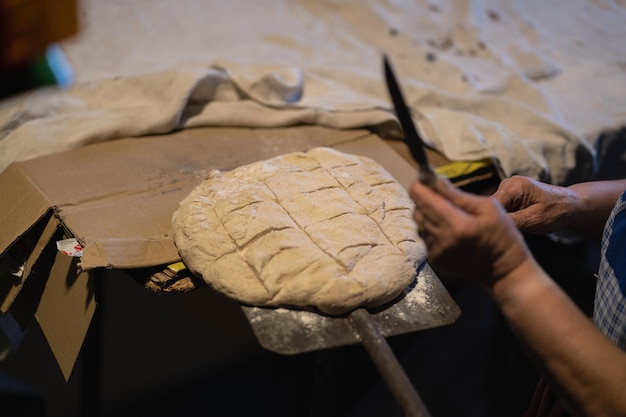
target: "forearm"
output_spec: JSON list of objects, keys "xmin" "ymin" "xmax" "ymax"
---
[
  {"xmin": 565, "ymin": 179, "xmax": 626, "ymax": 239},
  {"xmin": 492, "ymin": 258, "xmax": 626, "ymax": 417}
]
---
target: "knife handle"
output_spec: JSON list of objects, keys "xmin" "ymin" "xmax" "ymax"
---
[{"xmin": 419, "ymin": 166, "xmax": 439, "ymax": 191}]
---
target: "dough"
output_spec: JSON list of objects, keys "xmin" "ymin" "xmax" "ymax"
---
[{"xmin": 171, "ymin": 147, "xmax": 422, "ymax": 314}]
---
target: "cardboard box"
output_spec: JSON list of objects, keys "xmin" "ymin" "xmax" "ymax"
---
[{"xmin": 0, "ymin": 126, "xmax": 419, "ymax": 380}]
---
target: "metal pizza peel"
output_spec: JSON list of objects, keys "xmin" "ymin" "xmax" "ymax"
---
[
  {"xmin": 241, "ymin": 262, "xmax": 458, "ymax": 355},
  {"xmin": 241, "ymin": 261, "xmax": 459, "ymax": 416},
  {"xmin": 239, "ymin": 56, "xmax": 460, "ymax": 417}
]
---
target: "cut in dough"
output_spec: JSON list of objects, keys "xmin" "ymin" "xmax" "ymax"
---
[{"xmin": 172, "ymin": 147, "xmax": 423, "ymax": 315}]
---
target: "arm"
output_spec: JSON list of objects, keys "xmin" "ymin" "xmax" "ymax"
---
[
  {"xmin": 409, "ymin": 178, "xmax": 626, "ymax": 417},
  {"xmin": 492, "ymin": 176, "xmax": 626, "ymax": 240},
  {"xmin": 494, "ymin": 259, "xmax": 626, "ymax": 417}
]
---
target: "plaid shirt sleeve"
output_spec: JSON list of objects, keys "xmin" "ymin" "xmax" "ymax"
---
[{"xmin": 593, "ymin": 190, "xmax": 626, "ymax": 350}]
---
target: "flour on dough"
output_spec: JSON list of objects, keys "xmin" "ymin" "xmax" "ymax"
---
[{"xmin": 171, "ymin": 147, "xmax": 423, "ymax": 314}]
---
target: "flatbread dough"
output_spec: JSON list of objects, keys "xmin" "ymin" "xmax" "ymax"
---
[{"xmin": 172, "ymin": 147, "xmax": 423, "ymax": 314}]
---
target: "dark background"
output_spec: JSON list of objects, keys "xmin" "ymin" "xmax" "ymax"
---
[{"xmin": 0, "ymin": 233, "xmax": 599, "ymax": 417}]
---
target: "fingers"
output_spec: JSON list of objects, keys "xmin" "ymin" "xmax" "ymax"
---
[
  {"xmin": 409, "ymin": 175, "xmax": 533, "ymax": 285},
  {"xmin": 410, "ymin": 175, "xmax": 486, "ymax": 218},
  {"xmin": 409, "ymin": 177, "xmax": 479, "ymax": 244},
  {"xmin": 490, "ymin": 176, "xmax": 569, "ymax": 233},
  {"xmin": 492, "ymin": 181, "xmax": 520, "ymax": 211},
  {"xmin": 409, "ymin": 178, "xmax": 456, "ymax": 226},
  {"xmin": 410, "ymin": 176, "xmax": 511, "ymax": 243},
  {"xmin": 492, "ymin": 175, "xmax": 537, "ymax": 212}
]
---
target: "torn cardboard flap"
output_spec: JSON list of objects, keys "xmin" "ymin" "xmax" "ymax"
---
[
  {"xmin": 0, "ymin": 126, "xmax": 417, "ymax": 272},
  {"xmin": 35, "ymin": 251, "xmax": 96, "ymax": 381},
  {"xmin": 2, "ymin": 222, "xmax": 95, "ymax": 381},
  {"xmin": 0, "ymin": 211, "xmax": 59, "ymax": 313},
  {"xmin": 0, "ymin": 164, "xmax": 54, "ymax": 258}
]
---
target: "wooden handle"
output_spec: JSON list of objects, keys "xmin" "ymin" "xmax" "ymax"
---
[{"xmin": 349, "ymin": 308, "xmax": 432, "ymax": 417}]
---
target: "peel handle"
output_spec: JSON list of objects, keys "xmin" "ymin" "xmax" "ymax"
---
[{"xmin": 349, "ymin": 308, "xmax": 432, "ymax": 417}]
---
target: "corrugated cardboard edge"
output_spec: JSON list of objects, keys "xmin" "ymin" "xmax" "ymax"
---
[{"xmin": 80, "ymin": 230, "xmax": 182, "ymax": 272}]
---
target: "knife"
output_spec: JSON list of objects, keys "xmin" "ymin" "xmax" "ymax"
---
[{"xmin": 383, "ymin": 55, "xmax": 438, "ymax": 190}]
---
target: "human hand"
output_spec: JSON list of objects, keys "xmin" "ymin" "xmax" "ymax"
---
[
  {"xmin": 409, "ymin": 177, "xmax": 532, "ymax": 287},
  {"xmin": 491, "ymin": 175, "xmax": 577, "ymax": 235}
]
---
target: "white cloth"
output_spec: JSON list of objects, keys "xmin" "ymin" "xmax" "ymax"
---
[{"xmin": 2, "ymin": 0, "xmax": 626, "ymax": 184}]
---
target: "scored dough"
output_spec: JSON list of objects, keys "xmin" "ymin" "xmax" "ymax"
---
[{"xmin": 171, "ymin": 147, "xmax": 424, "ymax": 315}]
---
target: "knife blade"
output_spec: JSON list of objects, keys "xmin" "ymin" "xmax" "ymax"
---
[{"xmin": 383, "ymin": 55, "xmax": 438, "ymax": 189}]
